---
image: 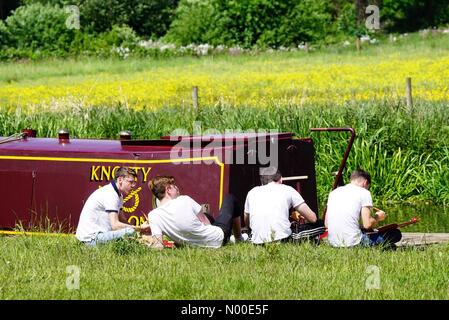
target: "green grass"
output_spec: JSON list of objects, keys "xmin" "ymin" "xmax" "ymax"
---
[
  {"xmin": 1, "ymin": 31, "xmax": 447, "ymax": 301},
  {"xmin": 1, "ymin": 31, "xmax": 448, "ymax": 85},
  {"xmin": 1, "ymin": 236, "xmax": 448, "ymax": 299}
]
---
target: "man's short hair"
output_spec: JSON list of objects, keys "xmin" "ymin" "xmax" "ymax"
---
[
  {"xmin": 349, "ymin": 169, "xmax": 371, "ymax": 185},
  {"xmin": 259, "ymin": 166, "xmax": 282, "ymax": 185},
  {"xmin": 114, "ymin": 167, "xmax": 137, "ymax": 181},
  {"xmin": 148, "ymin": 176, "xmax": 176, "ymax": 200}
]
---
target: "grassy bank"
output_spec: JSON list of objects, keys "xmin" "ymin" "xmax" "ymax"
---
[
  {"xmin": 1, "ymin": 31, "xmax": 448, "ymax": 82},
  {"xmin": 0, "ymin": 32, "xmax": 448, "ymax": 111},
  {"xmin": 1, "ymin": 236, "xmax": 448, "ymax": 300}
]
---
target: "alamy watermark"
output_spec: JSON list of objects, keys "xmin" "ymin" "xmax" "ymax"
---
[
  {"xmin": 65, "ymin": 5, "xmax": 80, "ymax": 30},
  {"xmin": 365, "ymin": 265, "xmax": 380, "ymax": 290},
  {"xmin": 365, "ymin": 5, "xmax": 380, "ymax": 30},
  {"xmin": 66, "ymin": 265, "xmax": 80, "ymax": 290},
  {"xmin": 169, "ymin": 122, "xmax": 279, "ymax": 167}
]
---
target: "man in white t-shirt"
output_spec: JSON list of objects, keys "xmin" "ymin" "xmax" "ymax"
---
[
  {"xmin": 145, "ymin": 175, "xmax": 246, "ymax": 249},
  {"xmin": 76, "ymin": 167, "xmax": 150, "ymax": 245},
  {"xmin": 325, "ymin": 169, "xmax": 401, "ymax": 248},
  {"xmin": 244, "ymin": 166, "xmax": 318, "ymax": 244}
]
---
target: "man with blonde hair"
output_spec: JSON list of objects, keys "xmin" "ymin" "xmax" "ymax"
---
[
  {"xmin": 76, "ymin": 167, "xmax": 150, "ymax": 245},
  {"xmin": 145, "ymin": 175, "xmax": 246, "ymax": 249}
]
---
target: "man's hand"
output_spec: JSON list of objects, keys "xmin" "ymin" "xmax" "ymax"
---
[
  {"xmin": 140, "ymin": 221, "xmax": 150, "ymax": 229},
  {"xmin": 136, "ymin": 221, "xmax": 151, "ymax": 234},
  {"xmin": 374, "ymin": 210, "xmax": 386, "ymax": 222},
  {"xmin": 294, "ymin": 203, "xmax": 317, "ymax": 224},
  {"xmin": 290, "ymin": 210, "xmax": 305, "ymax": 224}
]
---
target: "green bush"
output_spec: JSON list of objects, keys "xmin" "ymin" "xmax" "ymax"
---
[
  {"xmin": 1, "ymin": 3, "xmax": 141, "ymax": 60},
  {"xmin": 78, "ymin": 0, "xmax": 178, "ymax": 38},
  {"xmin": 0, "ymin": 20, "xmax": 8, "ymax": 47},
  {"xmin": 23, "ymin": 0, "xmax": 178, "ymax": 38},
  {"xmin": 77, "ymin": 0, "xmax": 129, "ymax": 34},
  {"xmin": 166, "ymin": 0, "xmax": 336, "ymax": 48},
  {"xmin": 336, "ymin": 2, "xmax": 358, "ymax": 37},
  {"xmin": 103, "ymin": 25, "xmax": 140, "ymax": 48},
  {"xmin": 0, "ymin": 47, "xmax": 47, "ymax": 61},
  {"xmin": 2, "ymin": 3, "xmax": 77, "ymax": 53},
  {"xmin": 211, "ymin": 0, "xmax": 292, "ymax": 47},
  {"xmin": 382, "ymin": 0, "xmax": 449, "ymax": 32},
  {"xmin": 67, "ymin": 25, "xmax": 139, "ymax": 58},
  {"xmin": 67, "ymin": 31, "xmax": 111, "ymax": 57},
  {"xmin": 265, "ymin": 0, "xmax": 333, "ymax": 47},
  {"xmin": 21, "ymin": 0, "xmax": 70, "ymax": 4},
  {"xmin": 164, "ymin": 0, "xmax": 216, "ymax": 45},
  {"xmin": 126, "ymin": 0, "xmax": 179, "ymax": 39}
]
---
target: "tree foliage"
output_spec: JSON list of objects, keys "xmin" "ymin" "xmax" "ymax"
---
[
  {"xmin": 20, "ymin": 0, "xmax": 179, "ymax": 38},
  {"xmin": 1, "ymin": 0, "xmax": 449, "ymax": 60}
]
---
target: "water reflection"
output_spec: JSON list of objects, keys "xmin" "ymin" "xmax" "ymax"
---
[
  {"xmin": 317, "ymin": 203, "xmax": 449, "ymax": 232},
  {"xmin": 379, "ymin": 203, "xmax": 449, "ymax": 233}
]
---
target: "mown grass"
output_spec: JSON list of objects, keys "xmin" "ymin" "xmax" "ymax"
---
[
  {"xmin": 1, "ymin": 236, "xmax": 448, "ymax": 300},
  {"xmin": 1, "ymin": 31, "xmax": 448, "ymax": 85},
  {"xmin": 0, "ymin": 31, "xmax": 447, "ymax": 301}
]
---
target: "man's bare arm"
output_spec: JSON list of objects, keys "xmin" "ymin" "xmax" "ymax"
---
[
  {"xmin": 294, "ymin": 203, "xmax": 317, "ymax": 223},
  {"xmin": 244, "ymin": 212, "xmax": 250, "ymax": 228},
  {"xmin": 109, "ymin": 212, "xmax": 150, "ymax": 232},
  {"xmin": 361, "ymin": 207, "xmax": 385, "ymax": 229}
]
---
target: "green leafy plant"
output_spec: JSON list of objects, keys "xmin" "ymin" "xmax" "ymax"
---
[{"xmin": 2, "ymin": 3, "xmax": 77, "ymax": 54}]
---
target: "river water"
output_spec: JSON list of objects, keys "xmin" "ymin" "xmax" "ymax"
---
[
  {"xmin": 317, "ymin": 203, "xmax": 449, "ymax": 233},
  {"xmin": 374, "ymin": 203, "xmax": 449, "ymax": 233}
]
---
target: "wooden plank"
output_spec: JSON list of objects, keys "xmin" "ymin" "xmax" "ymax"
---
[
  {"xmin": 397, "ymin": 233, "xmax": 449, "ymax": 247},
  {"xmin": 406, "ymin": 77, "xmax": 413, "ymax": 113},
  {"xmin": 282, "ymin": 175, "xmax": 308, "ymax": 181},
  {"xmin": 192, "ymin": 86, "xmax": 199, "ymax": 110}
]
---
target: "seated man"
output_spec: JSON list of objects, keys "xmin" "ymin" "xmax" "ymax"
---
[
  {"xmin": 76, "ymin": 167, "xmax": 149, "ymax": 245},
  {"xmin": 325, "ymin": 169, "xmax": 402, "ymax": 248},
  {"xmin": 244, "ymin": 166, "xmax": 319, "ymax": 244},
  {"xmin": 145, "ymin": 175, "xmax": 246, "ymax": 249}
]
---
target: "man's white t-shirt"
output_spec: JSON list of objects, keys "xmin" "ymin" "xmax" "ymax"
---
[
  {"xmin": 244, "ymin": 182, "xmax": 305, "ymax": 244},
  {"xmin": 148, "ymin": 195, "xmax": 224, "ymax": 248},
  {"xmin": 76, "ymin": 182, "xmax": 122, "ymax": 242},
  {"xmin": 326, "ymin": 183, "xmax": 373, "ymax": 247}
]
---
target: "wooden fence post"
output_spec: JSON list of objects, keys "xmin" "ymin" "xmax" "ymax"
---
[
  {"xmin": 406, "ymin": 77, "xmax": 413, "ymax": 113},
  {"xmin": 356, "ymin": 37, "xmax": 361, "ymax": 52},
  {"xmin": 192, "ymin": 86, "xmax": 199, "ymax": 110}
]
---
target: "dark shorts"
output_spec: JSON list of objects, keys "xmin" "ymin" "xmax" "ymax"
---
[
  {"xmin": 361, "ymin": 228, "xmax": 402, "ymax": 248},
  {"xmin": 207, "ymin": 194, "xmax": 242, "ymax": 245},
  {"xmin": 289, "ymin": 219, "xmax": 326, "ymax": 244}
]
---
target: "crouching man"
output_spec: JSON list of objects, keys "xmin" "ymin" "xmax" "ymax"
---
[
  {"xmin": 244, "ymin": 166, "xmax": 322, "ymax": 244},
  {"xmin": 76, "ymin": 167, "xmax": 150, "ymax": 246},
  {"xmin": 325, "ymin": 169, "xmax": 402, "ymax": 249}
]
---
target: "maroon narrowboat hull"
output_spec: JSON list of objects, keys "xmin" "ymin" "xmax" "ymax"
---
[{"xmin": 0, "ymin": 131, "xmax": 318, "ymax": 232}]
